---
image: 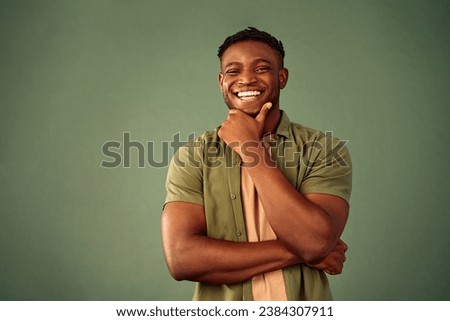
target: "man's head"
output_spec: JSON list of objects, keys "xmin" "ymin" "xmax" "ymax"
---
[
  {"xmin": 218, "ymin": 27, "xmax": 285, "ymax": 67},
  {"xmin": 217, "ymin": 27, "xmax": 288, "ymax": 117}
]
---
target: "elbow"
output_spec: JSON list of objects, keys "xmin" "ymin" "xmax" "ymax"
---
[
  {"xmin": 161, "ymin": 223, "xmax": 196, "ymax": 281},
  {"xmin": 163, "ymin": 249, "xmax": 192, "ymax": 281},
  {"xmin": 294, "ymin": 241, "xmax": 329, "ymax": 265},
  {"xmin": 281, "ymin": 238, "xmax": 329, "ymax": 265},
  {"xmin": 301, "ymin": 245, "xmax": 330, "ymax": 265},
  {"xmin": 163, "ymin": 242, "xmax": 201, "ymax": 282},
  {"xmin": 290, "ymin": 227, "xmax": 337, "ymax": 265},
  {"xmin": 165, "ymin": 256, "xmax": 192, "ymax": 281},
  {"xmin": 167, "ymin": 263, "xmax": 188, "ymax": 282}
]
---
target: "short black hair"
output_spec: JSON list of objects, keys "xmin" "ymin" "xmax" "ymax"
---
[{"xmin": 218, "ymin": 27, "xmax": 285, "ymax": 65}]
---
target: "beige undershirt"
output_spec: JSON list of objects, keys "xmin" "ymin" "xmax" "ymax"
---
[{"xmin": 241, "ymin": 135, "xmax": 287, "ymax": 301}]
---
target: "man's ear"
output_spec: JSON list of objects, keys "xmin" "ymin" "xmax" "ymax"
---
[
  {"xmin": 279, "ymin": 68, "xmax": 289, "ymax": 89},
  {"xmin": 218, "ymin": 73, "xmax": 224, "ymax": 92}
]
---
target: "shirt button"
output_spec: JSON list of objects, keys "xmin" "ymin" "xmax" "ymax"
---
[
  {"xmin": 232, "ymin": 160, "xmax": 237, "ymax": 166},
  {"xmin": 236, "ymin": 231, "xmax": 242, "ymax": 236},
  {"xmin": 231, "ymin": 194, "xmax": 236, "ymax": 200}
]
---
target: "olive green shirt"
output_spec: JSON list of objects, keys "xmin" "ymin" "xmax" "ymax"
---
[{"xmin": 164, "ymin": 111, "xmax": 352, "ymax": 300}]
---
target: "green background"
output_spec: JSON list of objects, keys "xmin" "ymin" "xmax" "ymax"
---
[{"xmin": 1, "ymin": 0, "xmax": 449, "ymax": 300}]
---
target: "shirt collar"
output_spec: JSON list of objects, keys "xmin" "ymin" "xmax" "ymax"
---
[{"xmin": 275, "ymin": 110, "xmax": 291, "ymax": 139}]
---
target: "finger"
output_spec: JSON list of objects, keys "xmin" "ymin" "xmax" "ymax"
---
[
  {"xmin": 325, "ymin": 268, "xmax": 337, "ymax": 275},
  {"xmin": 338, "ymin": 239, "xmax": 348, "ymax": 251},
  {"xmin": 255, "ymin": 102, "xmax": 272, "ymax": 125}
]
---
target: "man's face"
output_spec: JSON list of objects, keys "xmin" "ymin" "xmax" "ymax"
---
[{"xmin": 218, "ymin": 40, "xmax": 288, "ymax": 117}]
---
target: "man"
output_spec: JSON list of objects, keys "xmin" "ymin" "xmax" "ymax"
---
[{"xmin": 161, "ymin": 27, "xmax": 352, "ymax": 300}]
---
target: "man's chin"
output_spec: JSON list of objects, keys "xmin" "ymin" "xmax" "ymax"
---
[
  {"xmin": 232, "ymin": 104, "xmax": 261, "ymax": 117},
  {"xmin": 246, "ymin": 111, "xmax": 259, "ymax": 118}
]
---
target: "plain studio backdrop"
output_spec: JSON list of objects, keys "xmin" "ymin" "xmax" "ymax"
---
[{"xmin": 0, "ymin": 0, "xmax": 449, "ymax": 300}]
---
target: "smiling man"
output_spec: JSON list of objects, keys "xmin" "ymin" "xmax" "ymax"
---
[{"xmin": 161, "ymin": 27, "xmax": 352, "ymax": 301}]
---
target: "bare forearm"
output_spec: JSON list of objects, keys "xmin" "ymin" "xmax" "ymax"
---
[
  {"xmin": 243, "ymin": 147, "xmax": 341, "ymax": 262},
  {"xmin": 162, "ymin": 202, "xmax": 301, "ymax": 285},
  {"xmin": 215, "ymin": 106, "xmax": 348, "ymax": 267},
  {"xmin": 165, "ymin": 235, "xmax": 299, "ymax": 285}
]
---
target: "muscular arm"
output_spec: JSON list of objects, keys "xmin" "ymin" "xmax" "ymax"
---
[
  {"xmin": 219, "ymin": 106, "xmax": 349, "ymax": 264},
  {"xmin": 161, "ymin": 201, "xmax": 300, "ymax": 285},
  {"xmin": 243, "ymin": 152, "xmax": 349, "ymax": 264},
  {"xmin": 162, "ymin": 105, "xmax": 350, "ymax": 285}
]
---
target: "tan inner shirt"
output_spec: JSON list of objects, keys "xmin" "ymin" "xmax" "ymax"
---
[
  {"xmin": 241, "ymin": 135, "xmax": 287, "ymax": 301},
  {"xmin": 166, "ymin": 111, "xmax": 351, "ymax": 300}
]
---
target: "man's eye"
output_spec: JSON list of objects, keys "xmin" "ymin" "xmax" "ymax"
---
[
  {"xmin": 226, "ymin": 69, "xmax": 239, "ymax": 75},
  {"xmin": 256, "ymin": 66, "xmax": 270, "ymax": 73}
]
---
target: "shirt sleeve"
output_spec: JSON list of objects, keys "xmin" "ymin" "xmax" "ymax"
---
[
  {"xmin": 164, "ymin": 140, "xmax": 204, "ymax": 206},
  {"xmin": 300, "ymin": 135, "xmax": 352, "ymax": 203}
]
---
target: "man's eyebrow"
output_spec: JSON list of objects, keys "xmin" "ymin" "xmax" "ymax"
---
[
  {"xmin": 223, "ymin": 59, "xmax": 273, "ymax": 69},
  {"xmin": 253, "ymin": 58, "xmax": 273, "ymax": 65},
  {"xmin": 223, "ymin": 62, "xmax": 242, "ymax": 69}
]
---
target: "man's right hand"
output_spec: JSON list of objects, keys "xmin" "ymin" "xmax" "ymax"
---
[
  {"xmin": 218, "ymin": 102, "xmax": 272, "ymax": 162},
  {"xmin": 307, "ymin": 239, "xmax": 348, "ymax": 275}
]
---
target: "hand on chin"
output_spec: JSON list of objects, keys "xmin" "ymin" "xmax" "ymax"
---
[{"xmin": 232, "ymin": 102, "xmax": 262, "ymax": 118}]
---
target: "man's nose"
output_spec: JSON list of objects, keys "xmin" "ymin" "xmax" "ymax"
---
[{"xmin": 238, "ymin": 70, "xmax": 257, "ymax": 85}]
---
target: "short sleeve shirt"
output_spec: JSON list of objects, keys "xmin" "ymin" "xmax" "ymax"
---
[{"xmin": 164, "ymin": 111, "xmax": 352, "ymax": 300}]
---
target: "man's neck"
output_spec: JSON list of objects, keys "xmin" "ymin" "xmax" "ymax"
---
[{"xmin": 263, "ymin": 107, "xmax": 281, "ymax": 136}]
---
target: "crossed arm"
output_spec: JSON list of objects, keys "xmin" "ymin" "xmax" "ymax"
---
[
  {"xmin": 162, "ymin": 201, "xmax": 300, "ymax": 285},
  {"xmin": 161, "ymin": 107, "xmax": 349, "ymax": 285},
  {"xmin": 161, "ymin": 164, "xmax": 348, "ymax": 285},
  {"xmin": 161, "ymin": 192, "xmax": 347, "ymax": 285}
]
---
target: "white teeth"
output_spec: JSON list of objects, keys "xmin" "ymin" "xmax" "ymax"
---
[{"xmin": 237, "ymin": 91, "xmax": 261, "ymax": 97}]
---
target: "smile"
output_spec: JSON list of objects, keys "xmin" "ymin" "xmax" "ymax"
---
[{"xmin": 235, "ymin": 91, "xmax": 262, "ymax": 101}]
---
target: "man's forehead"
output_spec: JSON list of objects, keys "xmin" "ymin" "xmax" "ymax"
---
[{"xmin": 220, "ymin": 41, "xmax": 281, "ymax": 65}]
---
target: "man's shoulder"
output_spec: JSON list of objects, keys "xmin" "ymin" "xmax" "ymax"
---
[
  {"xmin": 174, "ymin": 128, "xmax": 222, "ymax": 156},
  {"xmin": 185, "ymin": 128, "xmax": 220, "ymax": 146},
  {"xmin": 287, "ymin": 120, "xmax": 329, "ymax": 142},
  {"xmin": 279, "ymin": 111, "xmax": 329, "ymax": 142},
  {"xmin": 284, "ymin": 118, "xmax": 349, "ymax": 157}
]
